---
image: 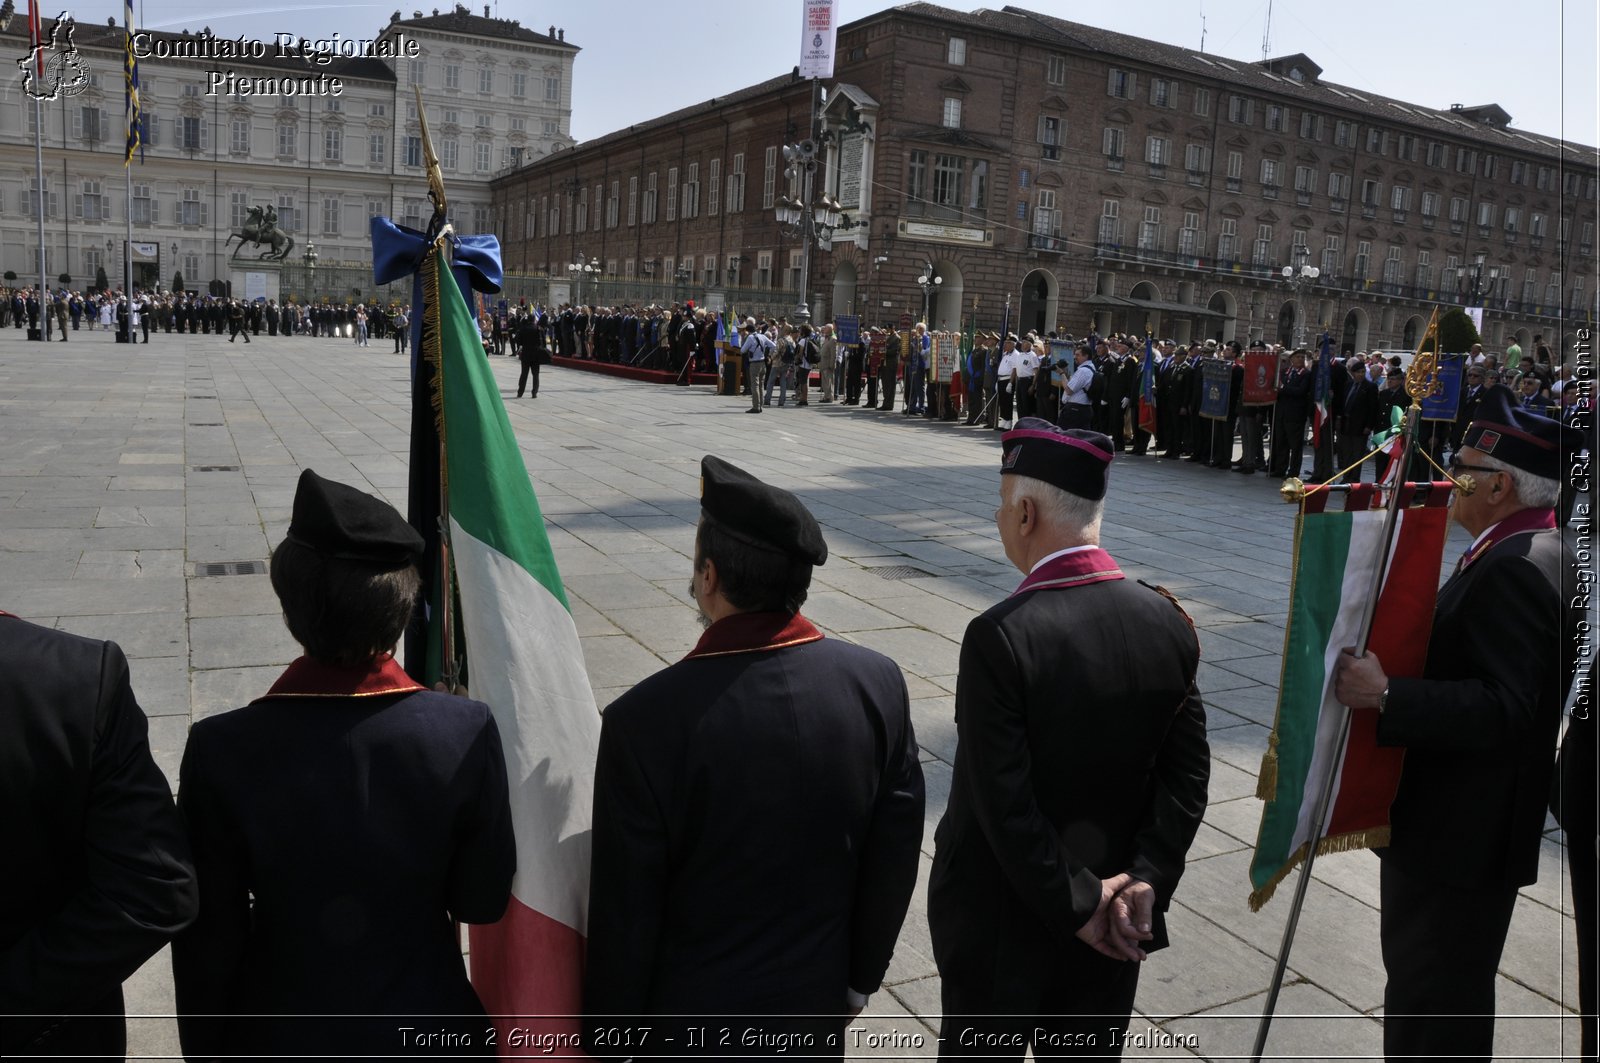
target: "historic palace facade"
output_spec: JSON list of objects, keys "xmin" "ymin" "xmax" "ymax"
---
[
  {"xmin": 491, "ymin": 2, "xmax": 1596, "ymax": 354},
  {"xmin": 0, "ymin": 4, "xmax": 576, "ymax": 296}
]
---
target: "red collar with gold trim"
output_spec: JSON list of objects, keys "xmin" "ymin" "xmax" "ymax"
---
[
  {"xmin": 1459, "ymin": 507, "xmax": 1557, "ymax": 574},
  {"xmin": 255, "ymin": 655, "xmax": 427, "ymax": 701},
  {"xmin": 1011, "ymin": 547, "xmax": 1125, "ymax": 598},
  {"xmin": 683, "ymin": 611, "xmax": 824, "ymax": 661}
]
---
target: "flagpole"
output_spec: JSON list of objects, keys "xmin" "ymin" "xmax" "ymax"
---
[
  {"xmin": 1250, "ymin": 310, "xmax": 1443, "ymax": 1062},
  {"xmin": 34, "ymin": 94, "xmax": 46, "ymax": 330},
  {"xmin": 413, "ymin": 83, "xmax": 461, "ymax": 691}
]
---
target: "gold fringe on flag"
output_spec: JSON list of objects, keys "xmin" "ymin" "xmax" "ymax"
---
[
  {"xmin": 1256, "ymin": 730, "xmax": 1280, "ymax": 800},
  {"xmin": 420, "ymin": 246, "xmax": 447, "ymax": 493},
  {"xmin": 1247, "ymin": 825, "xmax": 1393, "ymax": 911}
]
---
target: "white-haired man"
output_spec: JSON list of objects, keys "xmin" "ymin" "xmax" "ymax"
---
[
  {"xmin": 1335, "ymin": 385, "xmax": 1583, "ymax": 1061},
  {"xmin": 929, "ymin": 418, "xmax": 1210, "ymax": 1058}
]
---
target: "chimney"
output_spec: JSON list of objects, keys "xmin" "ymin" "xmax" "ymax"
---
[
  {"xmin": 548, "ymin": 24, "xmax": 555, "ymax": 37},
  {"xmin": 483, "ymin": 4, "xmax": 489, "ymax": 15},
  {"xmin": 557, "ymin": 27, "xmax": 564, "ymax": 40}
]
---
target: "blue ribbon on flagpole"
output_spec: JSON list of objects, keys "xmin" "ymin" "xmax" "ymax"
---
[{"xmin": 372, "ymin": 216, "xmax": 503, "ymax": 378}]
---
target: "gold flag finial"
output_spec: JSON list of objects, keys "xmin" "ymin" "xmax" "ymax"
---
[
  {"xmin": 1279, "ymin": 477, "xmax": 1308, "ymax": 504},
  {"xmin": 1405, "ymin": 306, "xmax": 1443, "ymax": 403},
  {"xmin": 413, "ymin": 85, "xmax": 448, "ymax": 240}
]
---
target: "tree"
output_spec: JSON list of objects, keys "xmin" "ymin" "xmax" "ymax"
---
[
  {"xmin": 1419, "ymin": 307, "xmax": 1481, "ymax": 354},
  {"xmin": 57, "ymin": 273, "xmax": 71, "ymax": 287},
  {"xmin": 2, "ymin": 271, "xmax": 15, "ymax": 282},
  {"xmin": 172, "ymin": 270, "xmax": 186, "ymax": 293},
  {"xmin": 95, "ymin": 266, "xmax": 109, "ymax": 293}
]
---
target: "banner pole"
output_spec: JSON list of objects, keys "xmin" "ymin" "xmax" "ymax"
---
[{"xmin": 1251, "ymin": 329, "xmax": 1439, "ymax": 1059}]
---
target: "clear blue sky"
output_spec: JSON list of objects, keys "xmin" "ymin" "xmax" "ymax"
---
[{"xmin": 128, "ymin": 0, "xmax": 1596, "ymax": 148}]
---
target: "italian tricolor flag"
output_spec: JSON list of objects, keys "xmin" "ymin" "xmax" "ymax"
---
[
  {"xmin": 1248, "ymin": 496, "xmax": 1450, "ymax": 909},
  {"xmin": 423, "ymin": 246, "xmax": 601, "ymax": 1042}
]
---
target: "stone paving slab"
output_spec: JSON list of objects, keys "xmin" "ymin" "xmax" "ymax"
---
[{"xmin": 0, "ymin": 330, "xmax": 1579, "ymax": 1061}]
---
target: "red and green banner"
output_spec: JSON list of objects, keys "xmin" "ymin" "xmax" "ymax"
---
[{"xmin": 1248, "ymin": 493, "xmax": 1450, "ymax": 909}]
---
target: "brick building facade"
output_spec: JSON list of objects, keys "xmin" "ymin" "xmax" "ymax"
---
[{"xmin": 491, "ymin": 2, "xmax": 1596, "ymax": 355}]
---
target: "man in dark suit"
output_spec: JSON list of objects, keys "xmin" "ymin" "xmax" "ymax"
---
[
  {"xmin": 173, "ymin": 471, "xmax": 515, "ymax": 1059},
  {"xmin": 1337, "ymin": 356, "xmax": 1382, "ymax": 482},
  {"xmin": 1335, "ymin": 387, "xmax": 1580, "ymax": 1062},
  {"xmin": 514, "ymin": 312, "xmax": 547, "ymax": 398},
  {"xmin": 1270, "ymin": 349, "xmax": 1312, "ymax": 477},
  {"xmin": 929, "ymin": 418, "xmax": 1210, "ymax": 1058},
  {"xmin": 584, "ymin": 457, "xmax": 924, "ymax": 1058},
  {"xmin": 1450, "ymin": 364, "xmax": 1487, "ymax": 456},
  {"xmin": 0, "ymin": 613, "xmax": 198, "ymax": 1057}
]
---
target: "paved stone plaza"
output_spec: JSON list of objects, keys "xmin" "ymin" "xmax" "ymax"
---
[{"xmin": 0, "ymin": 327, "xmax": 1581, "ymax": 1061}]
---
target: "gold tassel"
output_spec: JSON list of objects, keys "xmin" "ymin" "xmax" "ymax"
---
[
  {"xmin": 420, "ymin": 247, "xmax": 448, "ymax": 492},
  {"xmin": 1256, "ymin": 731, "xmax": 1280, "ymax": 800},
  {"xmin": 1247, "ymin": 827, "xmax": 1392, "ymax": 912}
]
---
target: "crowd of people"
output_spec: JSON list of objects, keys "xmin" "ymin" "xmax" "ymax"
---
[
  {"xmin": 2, "ymin": 276, "xmax": 1592, "ymax": 1061},
  {"xmin": 0, "ymin": 284, "xmax": 405, "ymax": 346}
]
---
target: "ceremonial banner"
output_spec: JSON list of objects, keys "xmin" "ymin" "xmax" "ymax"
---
[
  {"xmin": 798, "ymin": 0, "xmax": 838, "ymax": 79},
  {"xmin": 835, "ymin": 314, "xmax": 860, "ymax": 345},
  {"xmin": 932, "ymin": 331, "xmax": 960, "ymax": 382},
  {"xmin": 1138, "ymin": 335, "xmax": 1158, "ymax": 436},
  {"xmin": 417, "ymin": 244, "xmax": 600, "ymax": 1043},
  {"xmin": 1248, "ymin": 492, "xmax": 1451, "ymax": 909},
  {"xmin": 868, "ymin": 330, "xmax": 887, "ymax": 370},
  {"xmin": 1242, "ymin": 351, "xmax": 1279, "ymax": 405},
  {"xmin": 1199, "ymin": 359, "xmax": 1233, "ymax": 420},
  {"xmin": 1419, "ymin": 354, "xmax": 1465, "ymax": 422}
]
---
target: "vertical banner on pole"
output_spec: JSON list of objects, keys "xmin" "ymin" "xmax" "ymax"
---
[{"xmin": 798, "ymin": 0, "xmax": 838, "ymax": 79}]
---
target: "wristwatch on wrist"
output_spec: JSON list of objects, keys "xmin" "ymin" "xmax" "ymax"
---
[{"xmin": 1378, "ymin": 684, "xmax": 1390, "ymax": 714}]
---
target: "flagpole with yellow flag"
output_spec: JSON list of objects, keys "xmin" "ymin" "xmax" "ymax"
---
[
  {"xmin": 1248, "ymin": 307, "xmax": 1452, "ymax": 1062},
  {"xmin": 123, "ymin": 0, "xmax": 139, "ymax": 340}
]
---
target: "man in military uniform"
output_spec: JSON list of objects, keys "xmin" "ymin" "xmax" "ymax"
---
[
  {"xmin": 173, "ymin": 471, "xmax": 514, "ymax": 1058},
  {"xmin": 585, "ymin": 456, "xmax": 925, "ymax": 1058},
  {"xmin": 1334, "ymin": 387, "xmax": 1581, "ymax": 1062},
  {"xmin": 930, "ymin": 418, "xmax": 1210, "ymax": 1058}
]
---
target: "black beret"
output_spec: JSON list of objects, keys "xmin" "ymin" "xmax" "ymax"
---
[
  {"xmin": 1461, "ymin": 385, "xmax": 1572, "ymax": 479},
  {"xmin": 284, "ymin": 469, "xmax": 424, "ymax": 569},
  {"xmin": 699, "ymin": 456, "xmax": 828, "ymax": 566},
  {"xmin": 1000, "ymin": 417, "xmax": 1114, "ymax": 501}
]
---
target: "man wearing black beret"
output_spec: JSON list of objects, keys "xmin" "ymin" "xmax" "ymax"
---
[
  {"xmin": 929, "ymin": 419, "xmax": 1211, "ymax": 1057},
  {"xmin": 172, "ymin": 469, "xmax": 515, "ymax": 1058},
  {"xmin": 584, "ymin": 456, "xmax": 925, "ymax": 1058},
  {"xmin": 1334, "ymin": 387, "xmax": 1584, "ymax": 1061}
]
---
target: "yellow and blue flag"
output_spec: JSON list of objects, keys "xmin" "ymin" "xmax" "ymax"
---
[{"xmin": 124, "ymin": 0, "xmax": 141, "ymax": 165}]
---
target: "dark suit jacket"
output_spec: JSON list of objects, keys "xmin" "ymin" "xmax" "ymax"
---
[
  {"xmin": 1275, "ymin": 367, "xmax": 1311, "ymax": 419},
  {"xmin": 1341, "ymin": 376, "xmax": 1382, "ymax": 436},
  {"xmin": 0, "ymin": 615, "xmax": 197, "ymax": 1057},
  {"xmin": 1381, "ymin": 522, "xmax": 1579, "ymax": 887},
  {"xmin": 172, "ymin": 675, "xmax": 515, "ymax": 1059},
  {"xmin": 584, "ymin": 614, "xmax": 923, "ymax": 1052},
  {"xmin": 928, "ymin": 570, "xmax": 1209, "ymax": 1003}
]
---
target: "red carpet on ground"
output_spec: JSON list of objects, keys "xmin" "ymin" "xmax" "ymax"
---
[{"xmin": 549, "ymin": 354, "xmax": 719, "ymax": 386}]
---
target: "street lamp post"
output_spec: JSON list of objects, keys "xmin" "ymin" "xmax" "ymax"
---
[
  {"xmin": 1456, "ymin": 250, "xmax": 1487, "ymax": 308},
  {"xmin": 302, "ymin": 242, "xmax": 318, "ymax": 299},
  {"xmin": 917, "ymin": 262, "xmax": 942, "ymax": 326},
  {"xmin": 774, "ymin": 131, "xmax": 846, "ymax": 326},
  {"xmin": 1280, "ymin": 245, "xmax": 1321, "ymax": 348},
  {"xmin": 567, "ymin": 252, "xmax": 599, "ymax": 306}
]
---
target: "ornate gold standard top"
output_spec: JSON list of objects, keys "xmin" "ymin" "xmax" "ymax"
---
[
  {"xmin": 1405, "ymin": 307, "xmax": 1444, "ymax": 404},
  {"xmin": 413, "ymin": 85, "xmax": 448, "ymax": 241}
]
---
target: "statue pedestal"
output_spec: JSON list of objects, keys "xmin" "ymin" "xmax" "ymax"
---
[{"xmin": 229, "ymin": 259, "xmax": 283, "ymax": 303}]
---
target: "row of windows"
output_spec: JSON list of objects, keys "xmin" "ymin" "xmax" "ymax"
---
[
  {"xmin": 943, "ymin": 36, "xmax": 1068, "ymax": 87},
  {"xmin": 509, "ymin": 155, "xmax": 753, "ymax": 241},
  {"xmin": 1098, "ymin": 66, "xmax": 1596, "ymax": 196},
  {"xmin": 1092, "ymin": 201, "xmax": 1591, "ymax": 297},
  {"xmin": 404, "ymin": 58, "xmax": 560, "ymax": 102}
]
